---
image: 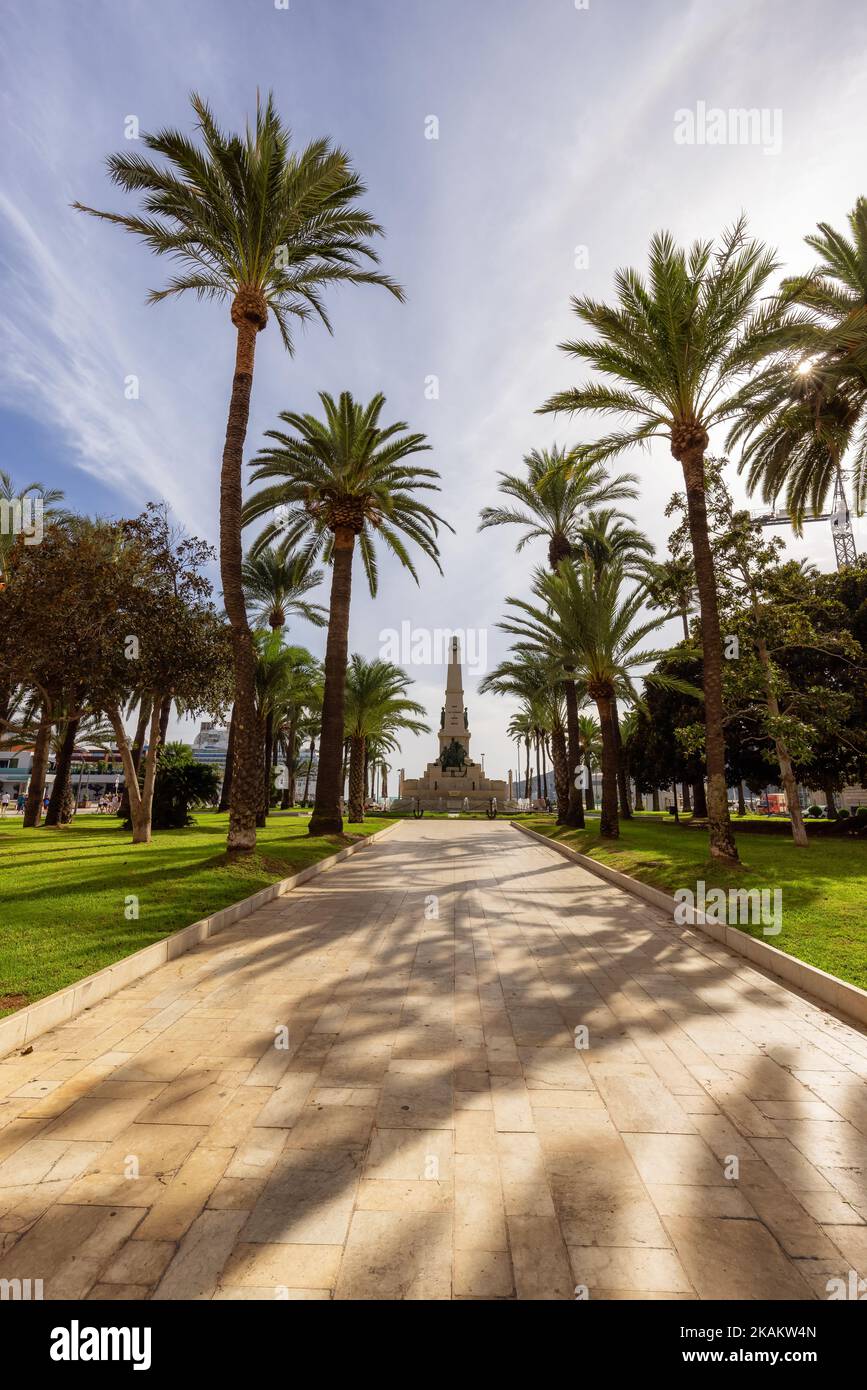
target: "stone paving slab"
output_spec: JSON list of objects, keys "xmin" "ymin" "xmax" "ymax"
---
[{"xmin": 1, "ymin": 820, "xmax": 866, "ymax": 1300}]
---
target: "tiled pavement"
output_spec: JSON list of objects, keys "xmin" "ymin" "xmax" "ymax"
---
[{"xmin": 1, "ymin": 819, "xmax": 866, "ymax": 1301}]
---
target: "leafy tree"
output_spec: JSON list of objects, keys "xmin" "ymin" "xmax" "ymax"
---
[
  {"xmin": 0, "ymin": 507, "xmax": 232, "ymax": 842},
  {"xmin": 667, "ymin": 461, "xmax": 862, "ymax": 844},
  {"xmin": 135, "ymin": 742, "xmax": 220, "ymax": 830}
]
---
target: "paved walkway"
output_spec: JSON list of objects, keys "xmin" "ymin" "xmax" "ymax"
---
[{"xmin": 1, "ymin": 820, "xmax": 866, "ymax": 1300}]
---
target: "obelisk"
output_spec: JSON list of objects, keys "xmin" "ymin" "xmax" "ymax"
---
[{"xmin": 438, "ymin": 636, "xmax": 470, "ymax": 758}]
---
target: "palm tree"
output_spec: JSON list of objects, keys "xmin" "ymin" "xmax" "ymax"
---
[
  {"xmin": 480, "ymin": 447, "xmax": 636, "ymax": 826},
  {"xmin": 343, "ymin": 656, "xmax": 428, "ymax": 822},
  {"xmin": 274, "ymin": 649, "xmax": 322, "ymax": 811},
  {"xmin": 478, "ymin": 445, "xmax": 639, "ymax": 568},
  {"xmin": 507, "ymin": 709, "xmax": 534, "ymax": 801},
  {"xmin": 242, "ymin": 546, "xmax": 327, "ymax": 631},
  {"xmin": 727, "ymin": 201, "xmax": 867, "ymax": 530},
  {"xmin": 501, "ymin": 561, "xmax": 693, "ymax": 838},
  {"xmin": 253, "ymin": 635, "xmax": 319, "ymax": 825},
  {"xmin": 243, "ymin": 391, "xmax": 450, "ymax": 835},
  {"xmin": 731, "ymin": 198, "xmax": 867, "ymax": 519},
  {"xmin": 540, "ymin": 218, "xmax": 788, "ymax": 861},
  {"xmin": 481, "ymin": 654, "xmax": 569, "ymax": 819},
  {"xmin": 74, "ymin": 93, "xmax": 403, "ymax": 855},
  {"xmin": 577, "ymin": 713, "xmax": 602, "ymax": 810},
  {"xmin": 576, "ymin": 508, "xmax": 655, "ymax": 584}
]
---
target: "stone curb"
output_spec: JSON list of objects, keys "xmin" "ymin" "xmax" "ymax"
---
[
  {"xmin": 510, "ymin": 820, "xmax": 867, "ymax": 1028},
  {"xmin": 0, "ymin": 820, "xmax": 401, "ymax": 1061}
]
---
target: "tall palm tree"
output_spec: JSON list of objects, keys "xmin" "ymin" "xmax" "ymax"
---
[
  {"xmin": 730, "ymin": 198, "xmax": 867, "ymax": 519},
  {"xmin": 243, "ymin": 391, "xmax": 450, "ymax": 834},
  {"xmin": 480, "ymin": 654, "xmax": 569, "ymax": 820},
  {"xmin": 252, "ymin": 631, "xmax": 299, "ymax": 825},
  {"xmin": 74, "ymin": 93, "xmax": 403, "ymax": 855},
  {"xmin": 242, "ymin": 546, "xmax": 327, "ymax": 631},
  {"xmin": 577, "ymin": 713, "xmax": 602, "ymax": 810},
  {"xmin": 343, "ymin": 656, "xmax": 428, "ymax": 822},
  {"xmin": 273, "ymin": 649, "xmax": 322, "ymax": 812},
  {"xmin": 501, "ymin": 561, "xmax": 693, "ymax": 838},
  {"xmin": 480, "ymin": 447, "xmax": 636, "ymax": 826},
  {"xmin": 540, "ymin": 218, "xmax": 789, "ymax": 861},
  {"xmin": 507, "ymin": 709, "xmax": 534, "ymax": 800},
  {"xmin": 575, "ymin": 508, "xmax": 655, "ymax": 584},
  {"xmin": 478, "ymin": 445, "xmax": 639, "ymax": 568}
]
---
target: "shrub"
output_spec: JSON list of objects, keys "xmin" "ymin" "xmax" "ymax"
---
[
  {"xmin": 837, "ymin": 806, "xmax": 850, "ymax": 821},
  {"xmin": 807, "ymin": 804, "xmax": 824, "ymax": 819},
  {"xmin": 124, "ymin": 742, "xmax": 220, "ymax": 831}
]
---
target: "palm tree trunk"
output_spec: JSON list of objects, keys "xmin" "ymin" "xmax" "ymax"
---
[
  {"xmin": 550, "ymin": 726, "xmax": 569, "ymax": 823},
  {"xmin": 596, "ymin": 694, "xmax": 620, "ymax": 838},
  {"xmin": 681, "ymin": 609, "xmax": 690, "ymax": 641},
  {"xmin": 23, "ymin": 710, "xmax": 52, "ymax": 828},
  {"xmin": 584, "ymin": 762, "xmax": 595, "ymax": 810},
  {"xmin": 221, "ymin": 318, "xmax": 262, "ymax": 855},
  {"xmin": 45, "ymin": 714, "xmax": 80, "ymax": 827},
  {"xmin": 301, "ymin": 735, "xmax": 315, "ymax": 807},
  {"xmin": 524, "ymin": 738, "xmax": 531, "ymax": 800},
  {"xmin": 158, "ymin": 694, "xmax": 172, "ymax": 746},
  {"xmin": 348, "ymin": 734, "xmax": 365, "ymax": 822},
  {"xmin": 613, "ymin": 704, "xmax": 632, "ymax": 818},
  {"xmin": 692, "ymin": 776, "xmax": 708, "ymax": 818},
  {"xmin": 285, "ymin": 717, "xmax": 297, "ymax": 808},
  {"xmin": 218, "ymin": 705, "xmax": 236, "ymax": 812},
  {"xmin": 651, "ymin": 785, "xmax": 660, "ymax": 812},
  {"xmin": 258, "ymin": 711, "xmax": 273, "ymax": 827},
  {"xmin": 309, "ymin": 528, "xmax": 355, "ymax": 836},
  {"xmin": 541, "ymin": 737, "xmax": 549, "ymax": 802},
  {"xmin": 682, "ymin": 781, "xmax": 692, "ymax": 813},
  {"xmin": 534, "ymin": 734, "xmax": 542, "ymax": 800},
  {"xmin": 680, "ymin": 451, "xmax": 738, "ymax": 861},
  {"xmin": 563, "ymin": 677, "xmax": 585, "ymax": 828},
  {"xmin": 737, "ymin": 781, "xmax": 746, "ymax": 816},
  {"xmin": 756, "ymin": 635, "xmax": 808, "ymax": 847}
]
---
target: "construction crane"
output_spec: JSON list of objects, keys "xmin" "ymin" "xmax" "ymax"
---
[{"xmin": 751, "ymin": 467, "xmax": 858, "ymax": 571}]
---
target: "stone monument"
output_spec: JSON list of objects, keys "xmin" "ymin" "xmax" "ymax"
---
[{"xmin": 396, "ymin": 636, "xmax": 510, "ymax": 812}]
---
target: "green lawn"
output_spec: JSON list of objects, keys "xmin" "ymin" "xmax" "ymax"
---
[
  {"xmin": 522, "ymin": 814, "xmax": 867, "ymax": 991},
  {"xmin": 0, "ymin": 811, "xmax": 393, "ymax": 1016}
]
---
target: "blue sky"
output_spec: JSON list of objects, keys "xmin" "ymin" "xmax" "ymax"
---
[{"xmin": 2, "ymin": 0, "xmax": 867, "ymax": 780}]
